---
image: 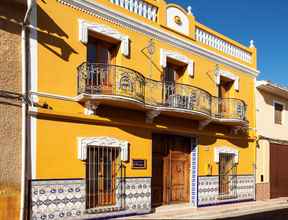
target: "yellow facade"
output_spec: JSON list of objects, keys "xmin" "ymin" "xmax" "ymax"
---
[{"xmin": 29, "ymin": 0, "xmax": 259, "ymax": 218}]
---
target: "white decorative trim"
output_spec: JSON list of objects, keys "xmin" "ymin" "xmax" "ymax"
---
[
  {"xmin": 190, "ymin": 139, "xmax": 198, "ymax": 207},
  {"xmin": 196, "ymin": 28, "xmax": 252, "ymax": 63},
  {"xmin": 84, "ymin": 101, "xmax": 98, "ymax": 115},
  {"xmin": 145, "ymin": 110, "xmax": 160, "ymax": 123},
  {"xmin": 216, "ymin": 69, "xmax": 239, "ymax": 91},
  {"xmin": 249, "ymin": 40, "xmax": 255, "ymax": 48},
  {"xmin": 30, "ymin": 4, "xmax": 38, "ymax": 179},
  {"xmin": 187, "ymin": 6, "xmax": 193, "ymax": 16},
  {"xmin": 30, "ymin": 3, "xmax": 38, "ymax": 93},
  {"xmin": 78, "ymin": 19, "xmax": 130, "ymax": 56},
  {"xmin": 57, "ymin": 0, "xmax": 259, "ymax": 77},
  {"xmin": 110, "ymin": 0, "xmax": 158, "ymax": 22},
  {"xmin": 30, "ymin": 91, "xmax": 76, "ymax": 101},
  {"xmin": 77, "ymin": 137, "xmax": 129, "ymax": 161},
  {"xmin": 166, "ymin": 6, "xmax": 189, "ymax": 35},
  {"xmin": 214, "ymin": 147, "xmax": 239, "ymax": 163},
  {"xmin": 31, "ymin": 116, "xmax": 37, "ymax": 179},
  {"xmin": 160, "ymin": 49, "xmax": 194, "ymax": 77}
]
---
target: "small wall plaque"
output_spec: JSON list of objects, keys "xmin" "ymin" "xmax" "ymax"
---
[{"xmin": 132, "ymin": 159, "xmax": 147, "ymax": 169}]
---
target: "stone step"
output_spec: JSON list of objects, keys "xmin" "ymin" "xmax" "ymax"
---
[
  {"xmin": 69, "ymin": 210, "xmax": 150, "ymax": 220},
  {"xmin": 153, "ymin": 203, "xmax": 194, "ymax": 213}
]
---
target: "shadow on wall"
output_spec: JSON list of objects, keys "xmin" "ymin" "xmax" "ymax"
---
[
  {"xmin": 259, "ymin": 89, "xmax": 288, "ymax": 111},
  {"xmin": 36, "ymin": 5, "xmax": 78, "ymax": 61},
  {"xmin": 0, "ymin": 2, "xmax": 26, "ymax": 35},
  {"xmin": 140, "ymin": 46, "xmax": 163, "ymax": 78},
  {"xmin": 0, "ymin": 3, "xmax": 78, "ymax": 61},
  {"xmin": 199, "ymin": 135, "xmax": 249, "ymax": 149}
]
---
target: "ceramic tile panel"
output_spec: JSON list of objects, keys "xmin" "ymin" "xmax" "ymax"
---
[
  {"xmin": 31, "ymin": 179, "xmax": 85, "ymax": 220},
  {"xmin": 121, "ymin": 177, "xmax": 151, "ymax": 211},
  {"xmin": 198, "ymin": 175, "xmax": 255, "ymax": 206}
]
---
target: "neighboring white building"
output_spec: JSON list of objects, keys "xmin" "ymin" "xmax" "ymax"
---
[{"xmin": 256, "ymin": 80, "xmax": 288, "ymax": 200}]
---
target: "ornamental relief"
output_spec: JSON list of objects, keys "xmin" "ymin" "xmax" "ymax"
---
[
  {"xmin": 77, "ymin": 136, "xmax": 129, "ymax": 161},
  {"xmin": 166, "ymin": 6, "xmax": 189, "ymax": 35}
]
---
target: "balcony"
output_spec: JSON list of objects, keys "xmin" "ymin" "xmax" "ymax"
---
[{"xmin": 76, "ymin": 63, "xmax": 247, "ymax": 126}]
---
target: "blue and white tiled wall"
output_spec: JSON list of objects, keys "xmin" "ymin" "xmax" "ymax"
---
[
  {"xmin": 191, "ymin": 144, "xmax": 198, "ymax": 207},
  {"xmin": 122, "ymin": 177, "xmax": 151, "ymax": 211},
  {"xmin": 31, "ymin": 177, "xmax": 151, "ymax": 219},
  {"xmin": 198, "ymin": 175, "xmax": 255, "ymax": 206},
  {"xmin": 31, "ymin": 179, "xmax": 85, "ymax": 220}
]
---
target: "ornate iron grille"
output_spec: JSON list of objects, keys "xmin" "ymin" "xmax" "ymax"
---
[
  {"xmin": 78, "ymin": 63, "xmax": 145, "ymax": 102},
  {"xmin": 218, "ymin": 153, "xmax": 237, "ymax": 199},
  {"xmin": 163, "ymin": 81, "xmax": 211, "ymax": 115},
  {"xmin": 211, "ymin": 97, "xmax": 246, "ymax": 120},
  {"xmin": 77, "ymin": 62, "xmax": 247, "ymax": 121},
  {"xmin": 86, "ymin": 146, "xmax": 122, "ymax": 209}
]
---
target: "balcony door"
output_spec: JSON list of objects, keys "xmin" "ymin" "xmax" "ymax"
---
[
  {"xmin": 86, "ymin": 37, "xmax": 117, "ymax": 93},
  {"xmin": 163, "ymin": 61, "xmax": 185, "ymax": 106},
  {"xmin": 218, "ymin": 77, "xmax": 233, "ymax": 116}
]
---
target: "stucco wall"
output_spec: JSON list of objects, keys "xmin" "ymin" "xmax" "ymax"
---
[
  {"xmin": 256, "ymin": 89, "xmax": 288, "ymax": 140},
  {"xmin": 36, "ymin": 118, "xmax": 152, "ymax": 179},
  {"xmin": 255, "ymin": 87, "xmax": 288, "ymax": 199},
  {"xmin": 198, "ymin": 135, "xmax": 255, "ymax": 176},
  {"xmin": 0, "ymin": 3, "xmax": 25, "ymax": 218},
  {"xmin": 256, "ymin": 139, "xmax": 270, "ymax": 184},
  {"xmin": 35, "ymin": 0, "xmax": 257, "ymax": 133},
  {"xmin": 0, "ymin": 1, "xmax": 25, "ymax": 187}
]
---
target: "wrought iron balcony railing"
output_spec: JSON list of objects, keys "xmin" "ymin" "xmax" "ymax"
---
[
  {"xmin": 77, "ymin": 63, "xmax": 247, "ymax": 121},
  {"xmin": 78, "ymin": 63, "xmax": 145, "ymax": 102},
  {"xmin": 144, "ymin": 79, "xmax": 211, "ymax": 116},
  {"xmin": 211, "ymin": 97, "xmax": 246, "ymax": 120}
]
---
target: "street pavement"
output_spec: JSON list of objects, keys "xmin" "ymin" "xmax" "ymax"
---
[{"xmin": 117, "ymin": 198, "xmax": 288, "ymax": 219}]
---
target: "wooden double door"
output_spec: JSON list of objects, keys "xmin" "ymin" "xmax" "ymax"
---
[{"xmin": 152, "ymin": 134, "xmax": 191, "ymax": 206}]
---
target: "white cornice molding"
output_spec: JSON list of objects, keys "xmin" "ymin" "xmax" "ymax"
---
[
  {"xmin": 77, "ymin": 136, "xmax": 129, "ymax": 161},
  {"xmin": 256, "ymin": 80, "xmax": 288, "ymax": 98},
  {"xmin": 160, "ymin": 49, "xmax": 194, "ymax": 77},
  {"xmin": 78, "ymin": 19, "xmax": 129, "ymax": 56},
  {"xmin": 57, "ymin": 0, "xmax": 260, "ymax": 77}
]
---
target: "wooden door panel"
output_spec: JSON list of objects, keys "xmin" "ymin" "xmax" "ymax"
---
[
  {"xmin": 171, "ymin": 160, "xmax": 185, "ymax": 202},
  {"xmin": 152, "ymin": 157, "xmax": 164, "ymax": 206},
  {"xmin": 152, "ymin": 134, "xmax": 191, "ymax": 206}
]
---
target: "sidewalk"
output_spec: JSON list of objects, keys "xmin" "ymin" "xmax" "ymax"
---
[{"xmin": 119, "ymin": 198, "xmax": 288, "ymax": 219}]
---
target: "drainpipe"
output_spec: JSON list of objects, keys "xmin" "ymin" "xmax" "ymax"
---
[{"xmin": 20, "ymin": 1, "xmax": 34, "ymax": 219}]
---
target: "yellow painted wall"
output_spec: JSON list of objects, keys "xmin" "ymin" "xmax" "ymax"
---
[
  {"xmin": 36, "ymin": 0, "xmax": 257, "ymax": 129},
  {"xmin": 198, "ymin": 136, "xmax": 255, "ymax": 176},
  {"xmin": 36, "ymin": 118, "xmax": 152, "ymax": 178},
  {"xmin": 34, "ymin": 0, "xmax": 257, "ymax": 179}
]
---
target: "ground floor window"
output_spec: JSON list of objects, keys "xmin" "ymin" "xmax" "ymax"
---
[
  {"xmin": 86, "ymin": 146, "xmax": 121, "ymax": 209},
  {"xmin": 218, "ymin": 153, "xmax": 237, "ymax": 199}
]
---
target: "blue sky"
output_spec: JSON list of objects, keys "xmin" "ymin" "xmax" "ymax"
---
[{"xmin": 167, "ymin": 0, "xmax": 288, "ymax": 85}]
